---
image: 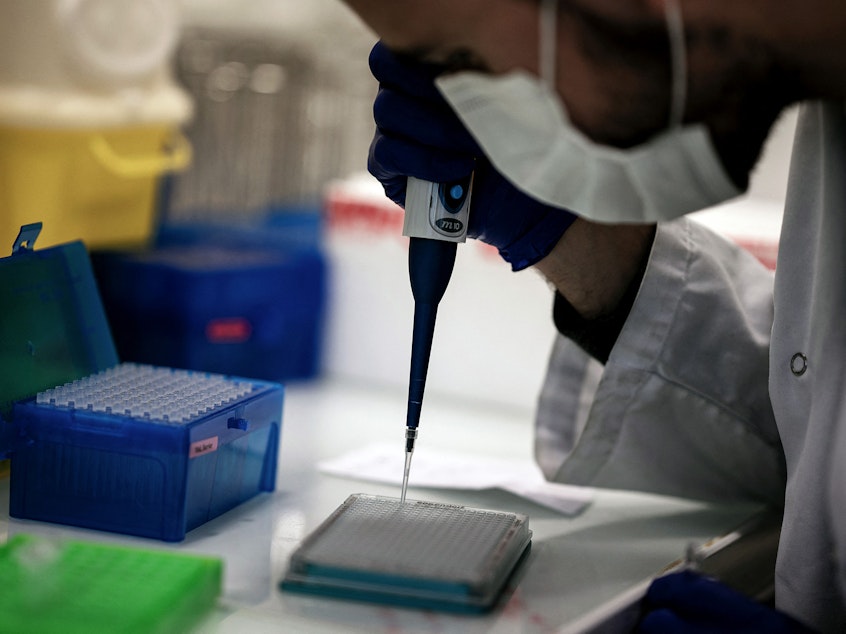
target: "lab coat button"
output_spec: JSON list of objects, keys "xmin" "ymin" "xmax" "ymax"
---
[{"xmin": 790, "ymin": 352, "xmax": 808, "ymax": 376}]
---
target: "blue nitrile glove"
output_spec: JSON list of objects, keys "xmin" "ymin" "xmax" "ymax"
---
[
  {"xmin": 638, "ymin": 570, "xmax": 815, "ymax": 633},
  {"xmin": 368, "ymin": 41, "xmax": 577, "ymax": 271}
]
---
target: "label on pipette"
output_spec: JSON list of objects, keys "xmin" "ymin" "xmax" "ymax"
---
[{"xmin": 403, "ymin": 176, "xmax": 473, "ymax": 242}]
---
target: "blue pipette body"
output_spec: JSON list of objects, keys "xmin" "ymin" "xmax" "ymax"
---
[
  {"xmin": 406, "ymin": 237, "xmax": 457, "ymax": 434},
  {"xmin": 400, "ymin": 176, "xmax": 472, "ymax": 502}
]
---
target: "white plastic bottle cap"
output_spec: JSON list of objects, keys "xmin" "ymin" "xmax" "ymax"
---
[{"xmin": 57, "ymin": 0, "xmax": 179, "ymax": 88}]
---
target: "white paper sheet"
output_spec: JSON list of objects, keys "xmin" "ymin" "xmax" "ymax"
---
[{"xmin": 318, "ymin": 443, "xmax": 593, "ymax": 516}]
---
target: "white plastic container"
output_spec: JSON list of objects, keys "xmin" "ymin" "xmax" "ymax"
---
[
  {"xmin": 0, "ymin": 0, "xmax": 180, "ymax": 91},
  {"xmin": 0, "ymin": 0, "xmax": 193, "ymax": 248}
]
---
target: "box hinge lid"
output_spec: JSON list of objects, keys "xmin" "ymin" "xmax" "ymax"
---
[{"xmin": 0, "ymin": 223, "xmax": 119, "ymax": 458}]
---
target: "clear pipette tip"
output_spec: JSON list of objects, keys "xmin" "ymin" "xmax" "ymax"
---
[
  {"xmin": 400, "ymin": 451, "xmax": 412, "ymax": 503},
  {"xmin": 401, "ymin": 426, "xmax": 418, "ymax": 503}
]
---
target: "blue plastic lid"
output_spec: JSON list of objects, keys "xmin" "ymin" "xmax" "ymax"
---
[{"xmin": 0, "ymin": 223, "xmax": 118, "ymax": 455}]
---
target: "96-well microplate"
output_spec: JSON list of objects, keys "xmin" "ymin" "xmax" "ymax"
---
[{"xmin": 280, "ymin": 494, "xmax": 531, "ymax": 612}]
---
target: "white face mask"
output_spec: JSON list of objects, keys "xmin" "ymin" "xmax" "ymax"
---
[{"xmin": 434, "ymin": 0, "xmax": 740, "ymax": 224}]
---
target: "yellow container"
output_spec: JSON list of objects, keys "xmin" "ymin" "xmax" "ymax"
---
[{"xmin": 0, "ymin": 124, "xmax": 191, "ymax": 249}]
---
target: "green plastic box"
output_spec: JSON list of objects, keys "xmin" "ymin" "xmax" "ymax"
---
[{"xmin": 0, "ymin": 533, "xmax": 222, "ymax": 634}]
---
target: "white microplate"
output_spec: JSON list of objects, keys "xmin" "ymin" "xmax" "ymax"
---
[{"xmin": 282, "ymin": 494, "xmax": 531, "ymax": 611}]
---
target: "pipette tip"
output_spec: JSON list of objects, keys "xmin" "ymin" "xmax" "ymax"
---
[
  {"xmin": 400, "ymin": 450, "xmax": 413, "ymax": 503},
  {"xmin": 401, "ymin": 426, "xmax": 418, "ymax": 503}
]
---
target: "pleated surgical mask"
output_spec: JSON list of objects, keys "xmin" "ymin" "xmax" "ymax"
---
[{"xmin": 434, "ymin": 0, "xmax": 740, "ymax": 224}]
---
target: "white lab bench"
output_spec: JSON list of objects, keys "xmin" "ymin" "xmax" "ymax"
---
[{"xmin": 0, "ymin": 378, "xmax": 774, "ymax": 633}]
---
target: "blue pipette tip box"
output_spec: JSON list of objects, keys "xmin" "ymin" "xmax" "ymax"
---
[
  {"xmin": 280, "ymin": 494, "xmax": 532, "ymax": 613},
  {"xmin": 11, "ymin": 363, "xmax": 282, "ymax": 542},
  {"xmin": 0, "ymin": 224, "xmax": 283, "ymax": 542}
]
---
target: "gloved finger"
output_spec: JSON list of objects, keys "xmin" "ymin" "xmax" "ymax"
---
[
  {"xmin": 468, "ymin": 159, "xmax": 576, "ymax": 271},
  {"xmin": 374, "ymin": 87, "xmax": 480, "ymax": 155},
  {"xmin": 637, "ymin": 609, "xmax": 718, "ymax": 634},
  {"xmin": 644, "ymin": 571, "xmax": 745, "ymax": 618},
  {"xmin": 643, "ymin": 571, "xmax": 812, "ymax": 633},
  {"xmin": 369, "ymin": 41, "xmax": 444, "ymax": 102},
  {"xmin": 373, "ymin": 173, "xmax": 407, "ymax": 208},
  {"xmin": 368, "ymin": 132, "xmax": 475, "ymax": 188}
]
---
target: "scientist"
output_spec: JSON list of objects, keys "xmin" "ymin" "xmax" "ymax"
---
[{"xmin": 341, "ymin": 0, "xmax": 846, "ymax": 631}]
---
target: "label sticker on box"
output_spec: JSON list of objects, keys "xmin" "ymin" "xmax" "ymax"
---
[
  {"xmin": 206, "ymin": 317, "xmax": 252, "ymax": 343},
  {"xmin": 190, "ymin": 436, "xmax": 219, "ymax": 458}
]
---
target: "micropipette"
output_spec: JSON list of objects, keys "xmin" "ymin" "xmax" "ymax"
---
[{"xmin": 401, "ymin": 175, "xmax": 473, "ymax": 502}]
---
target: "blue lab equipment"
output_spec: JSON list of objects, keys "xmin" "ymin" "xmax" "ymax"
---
[
  {"xmin": 92, "ymin": 239, "xmax": 326, "ymax": 383},
  {"xmin": 0, "ymin": 223, "xmax": 283, "ymax": 541},
  {"xmin": 401, "ymin": 176, "xmax": 472, "ymax": 500}
]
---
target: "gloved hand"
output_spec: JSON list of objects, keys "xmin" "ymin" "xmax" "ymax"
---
[
  {"xmin": 368, "ymin": 41, "xmax": 577, "ymax": 271},
  {"xmin": 638, "ymin": 570, "xmax": 815, "ymax": 633}
]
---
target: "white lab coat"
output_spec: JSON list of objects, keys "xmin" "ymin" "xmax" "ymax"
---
[{"xmin": 535, "ymin": 101, "xmax": 846, "ymax": 632}]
